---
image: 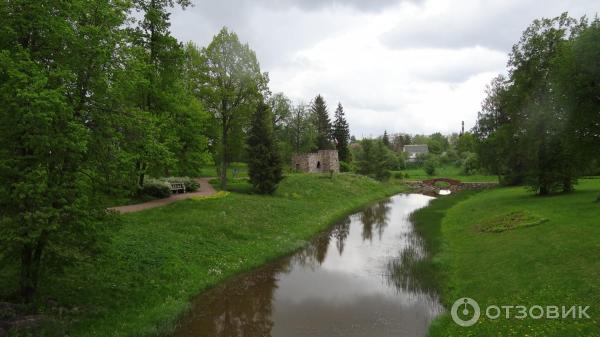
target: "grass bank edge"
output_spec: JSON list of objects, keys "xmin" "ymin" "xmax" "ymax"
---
[
  {"xmin": 419, "ymin": 180, "xmax": 600, "ymax": 337},
  {"xmin": 66, "ymin": 173, "xmax": 408, "ymax": 337}
]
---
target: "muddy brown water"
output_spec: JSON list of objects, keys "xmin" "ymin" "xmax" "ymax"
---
[{"xmin": 173, "ymin": 194, "xmax": 443, "ymax": 337}]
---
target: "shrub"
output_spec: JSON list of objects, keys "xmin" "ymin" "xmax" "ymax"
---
[
  {"xmin": 460, "ymin": 152, "xmax": 479, "ymax": 175},
  {"xmin": 141, "ymin": 179, "xmax": 171, "ymax": 198},
  {"xmin": 393, "ymin": 171, "xmax": 404, "ymax": 179},
  {"xmin": 163, "ymin": 177, "xmax": 200, "ymax": 192},
  {"xmin": 340, "ymin": 161, "xmax": 352, "ymax": 172},
  {"xmin": 375, "ymin": 170, "xmax": 391, "ymax": 181},
  {"xmin": 424, "ymin": 159, "xmax": 437, "ymax": 176}
]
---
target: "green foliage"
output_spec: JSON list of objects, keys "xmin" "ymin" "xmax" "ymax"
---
[
  {"xmin": 460, "ymin": 151, "xmax": 479, "ymax": 175},
  {"xmin": 162, "ymin": 177, "xmax": 200, "ymax": 192},
  {"xmin": 311, "ymin": 95, "xmax": 333, "ymax": 150},
  {"xmin": 247, "ymin": 102, "xmax": 283, "ymax": 194},
  {"xmin": 199, "ymin": 27, "xmax": 268, "ymax": 189},
  {"xmin": 402, "ymin": 165, "xmax": 498, "ymax": 183},
  {"xmin": 140, "ymin": 179, "xmax": 172, "ymax": 198},
  {"xmin": 339, "ymin": 161, "xmax": 352, "ymax": 173},
  {"xmin": 423, "ymin": 157, "xmax": 438, "ymax": 176},
  {"xmin": 356, "ymin": 139, "xmax": 393, "ymax": 181},
  {"xmin": 474, "ymin": 14, "xmax": 599, "ymax": 195},
  {"xmin": 332, "ymin": 103, "xmax": 351, "ymax": 162},
  {"xmin": 382, "ymin": 130, "xmax": 391, "ymax": 148},
  {"xmin": 0, "ymin": 0, "xmax": 125, "ymax": 302}
]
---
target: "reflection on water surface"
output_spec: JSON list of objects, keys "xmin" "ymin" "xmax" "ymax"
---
[{"xmin": 173, "ymin": 194, "xmax": 442, "ymax": 337}]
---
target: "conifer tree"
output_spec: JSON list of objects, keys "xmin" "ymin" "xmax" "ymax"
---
[
  {"xmin": 382, "ymin": 130, "xmax": 391, "ymax": 148},
  {"xmin": 247, "ymin": 102, "xmax": 283, "ymax": 194},
  {"xmin": 333, "ymin": 103, "xmax": 351, "ymax": 162},
  {"xmin": 311, "ymin": 95, "xmax": 333, "ymax": 150}
]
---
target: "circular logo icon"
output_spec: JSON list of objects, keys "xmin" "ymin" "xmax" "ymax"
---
[{"xmin": 451, "ymin": 297, "xmax": 480, "ymax": 327}]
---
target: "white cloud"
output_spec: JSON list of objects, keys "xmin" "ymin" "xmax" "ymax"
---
[{"xmin": 170, "ymin": 0, "xmax": 598, "ymax": 136}]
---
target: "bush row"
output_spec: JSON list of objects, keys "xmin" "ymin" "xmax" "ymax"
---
[{"xmin": 140, "ymin": 177, "xmax": 200, "ymax": 198}]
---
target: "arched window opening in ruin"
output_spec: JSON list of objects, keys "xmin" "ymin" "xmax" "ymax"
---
[
  {"xmin": 316, "ymin": 161, "xmax": 321, "ymax": 169},
  {"xmin": 295, "ymin": 163, "xmax": 300, "ymax": 170}
]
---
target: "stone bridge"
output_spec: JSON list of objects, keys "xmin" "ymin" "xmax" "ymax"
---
[{"xmin": 406, "ymin": 178, "xmax": 497, "ymax": 196}]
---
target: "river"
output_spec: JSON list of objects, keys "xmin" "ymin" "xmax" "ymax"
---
[{"xmin": 173, "ymin": 193, "xmax": 443, "ymax": 337}]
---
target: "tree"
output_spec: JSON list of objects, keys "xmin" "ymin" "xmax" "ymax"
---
[
  {"xmin": 122, "ymin": 0, "xmax": 202, "ymax": 189},
  {"xmin": 287, "ymin": 103, "xmax": 317, "ymax": 154},
  {"xmin": 268, "ymin": 92, "xmax": 295, "ymax": 162},
  {"xmin": 356, "ymin": 139, "xmax": 392, "ymax": 181},
  {"xmin": 391, "ymin": 133, "xmax": 411, "ymax": 152},
  {"xmin": 311, "ymin": 95, "xmax": 333, "ymax": 150},
  {"xmin": 475, "ymin": 14, "xmax": 586, "ymax": 194},
  {"xmin": 559, "ymin": 20, "xmax": 600, "ymax": 178},
  {"xmin": 247, "ymin": 102, "xmax": 283, "ymax": 194},
  {"xmin": 201, "ymin": 27, "xmax": 269, "ymax": 189},
  {"xmin": 332, "ymin": 103, "xmax": 351, "ymax": 162},
  {"xmin": 382, "ymin": 130, "xmax": 391, "ymax": 148},
  {"xmin": 0, "ymin": 0, "xmax": 125, "ymax": 302}
]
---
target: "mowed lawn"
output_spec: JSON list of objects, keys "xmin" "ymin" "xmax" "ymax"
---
[
  {"xmin": 27, "ymin": 174, "xmax": 404, "ymax": 337},
  {"xmin": 427, "ymin": 179, "xmax": 600, "ymax": 337},
  {"xmin": 401, "ymin": 165, "xmax": 499, "ymax": 183}
]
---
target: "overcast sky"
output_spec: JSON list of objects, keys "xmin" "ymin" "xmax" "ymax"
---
[{"xmin": 170, "ymin": 0, "xmax": 597, "ymax": 137}]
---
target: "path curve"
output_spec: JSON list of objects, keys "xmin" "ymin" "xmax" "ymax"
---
[{"xmin": 109, "ymin": 178, "xmax": 217, "ymax": 214}]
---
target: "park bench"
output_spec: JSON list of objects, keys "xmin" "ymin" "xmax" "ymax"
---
[{"xmin": 169, "ymin": 182, "xmax": 186, "ymax": 194}]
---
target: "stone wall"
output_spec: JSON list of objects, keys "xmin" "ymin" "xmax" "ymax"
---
[
  {"xmin": 405, "ymin": 180, "xmax": 497, "ymax": 196},
  {"xmin": 292, "ymin": 150, "xmax": 340, "ymax": 173}
]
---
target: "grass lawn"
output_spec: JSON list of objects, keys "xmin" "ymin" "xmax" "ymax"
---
[
  {"xmin": 399, "ymin": 165, "xmax": 499, "ymax": 183},
  {"xmin": 3, "ymin": 174, "xmax": 405, "ymax": 337},
  {"xmin": 419, "ymin": 179, "xmax": 600, "ymax": 336},
  {"xmin": 197, "ymin": 162, "xmax": 248, "ymax": 178}
]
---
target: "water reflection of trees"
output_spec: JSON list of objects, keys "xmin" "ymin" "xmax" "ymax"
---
[
  {"xmin": 384, "ymin": 229, "xmax": 442, "ymax": 309},
  {"xmin": 177, "ymin": 265, "xmax": 282, "ymax": 337},
  {"xmin": 332, "ymin": 217, "xmax": 351, "ymax": 255},
  {"xmin": 292, "ymin": 231, "xmax": 332, "ymax": 268},
  {"xmin": 360, "ymin": 199, "xmax": 391, "ymax": 241}
]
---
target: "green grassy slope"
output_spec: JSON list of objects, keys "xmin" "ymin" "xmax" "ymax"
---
[
  {"xmin": 36, "ymin": 174, "xmax": 404, "ymax": 337},
  {"xmin": 425, "ymin": 179, "xmax": 600, "ymax": 336},
  {"xmin": 400, "ymin": 165, "xmax": 499, "ymax": 183}
]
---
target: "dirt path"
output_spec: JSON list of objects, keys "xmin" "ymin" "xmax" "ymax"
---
[{"xmin": 109, "ymin": 178, "xmax": 217, "ymax": 214}]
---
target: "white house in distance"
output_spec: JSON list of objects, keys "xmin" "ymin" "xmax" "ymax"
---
[{"xmin": 403, "ymin": 144, "xmax": 429, "ymax": 162}]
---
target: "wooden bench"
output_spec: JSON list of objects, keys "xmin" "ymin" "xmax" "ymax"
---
[{"xmin": 169, "ymin": 182, "xmax": 186, "ymax": 194}]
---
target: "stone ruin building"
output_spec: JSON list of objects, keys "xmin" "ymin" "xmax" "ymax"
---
[{"xmin": 292, "ymin": 150, "xmax": 340, "ymax": 173}]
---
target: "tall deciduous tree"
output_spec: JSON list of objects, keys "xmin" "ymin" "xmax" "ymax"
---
[
  {"xmin": 332, "ymin": 103, "xmax": 351, "ymax": 162},
  {"xmin": 475, "ymin": 13, "xmax": 588, "ymax": 194},
  {"xmin": 247, "ymin": 102, "xmax": 283, "ymax": 194},
  {"xmin": 0, "ymin": 0, "xmax": 125, "ymax": 302},
  {"xmin": 128, "ymin": 0, "xmax": 201, "ymax": 188},
  {"xmin": 312, "ymin": 95, "xmax": 333, "ymax": 150},
  {"xmin": 201, "ymin": 27, "xmax": 269, "ymax": 189}
]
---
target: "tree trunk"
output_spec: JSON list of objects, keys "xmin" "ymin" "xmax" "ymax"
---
[
  {"xmin": 20, "ymin": 245, "xmax": 35, "ymax": 303},
  {"xmin": 220, "ymin": 125, "xmax": 228, "ymax": 190},
  {"xmin": 562, "ymin": 178, "xmax": 573, "ymax": 193},
  {"xmin": 136, "ymin": 161, "xmax": 146, "ymax": 192},
  {"xmin": 20, "ymin": 236, "xmax": 46, "ymax": 305}
]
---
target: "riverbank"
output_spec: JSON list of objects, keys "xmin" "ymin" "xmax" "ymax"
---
[
  {"xmin": 19, "ymin": 174, "xmax": 405, "ymax": 337},
  {"xmin": 415, "ymin": 179, "xmax": 600, "ymax": 336}
]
